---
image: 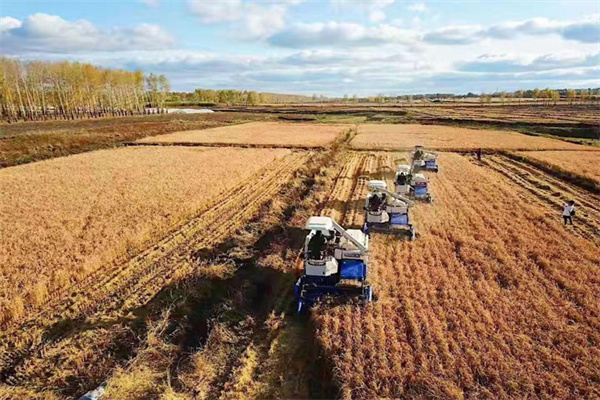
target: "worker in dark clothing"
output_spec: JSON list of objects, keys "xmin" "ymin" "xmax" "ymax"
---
[
  {"xmin": 477, "ymin": 148, "xmax": 482, "ymax": 161},
  {"xmin": 308, "ymin": 231, "xmax": 327, "ymax": 259},
  {"xmin": 369, "ymin": 194, "xmax": 382, "ymax": 211},
  {"xmin": 397, "ymin": 172, "xmax": 407, "ymax": 185}
]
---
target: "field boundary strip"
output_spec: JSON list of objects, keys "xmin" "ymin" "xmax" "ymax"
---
[
  {"xmin": 348, "ymin": 146, "xmax": 600, "ymax": 152},
  {"xmin": 124, "ymin": 141, "xmax": 327, "ymax": 150}
]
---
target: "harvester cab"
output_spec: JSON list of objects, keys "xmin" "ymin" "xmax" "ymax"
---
[
  {"xmin": 294, "ymin": 216, "xmax": 372, "ymax": 313},
  {"xmin": 395, "ymin": 164, "xmax": 412, "ymax": 196},
  {"xmin": 411, "ymin": 145, "xmax": 439, "ymax": 172},
  {"xmin": 363, "ymin": 180, "xmax": 415, "ymax": 240}
]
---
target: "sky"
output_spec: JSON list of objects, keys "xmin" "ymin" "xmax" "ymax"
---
[{"xmin": 1, "ymin": 0, "xmax": 599, "ymax": 96}]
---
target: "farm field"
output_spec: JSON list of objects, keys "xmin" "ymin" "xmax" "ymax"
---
[
  {"xmin": 313, "ymin": 152, "xmax": 600, "ymax": 399},
  {"xmin": 2, "ymin": 119, "xmax": 600, "ymax": 400},
  {"xmin": 0, "ymin": 146, "xmax": 296, "ymax": 325},
  {"xmin": 136, "ymin": 121, "xmax": 351, "ymax": 148},
  {"xmin": 0, "ymin": 111, "xmax": 269, "ymax": 168},
  {"xmin": 0, "ymin": 144, "xmax": 314, "ymax": 398},
  {"xmin": 407, "ymin": 105, "xmax": 600, "ymax": 125},
  {"xmin": 350, "ymin": 123, "xmax": 595, "ymax": 151},
  {"xmin": 515, "ymin": 150, "xmax": 600, "ymax": 189}
]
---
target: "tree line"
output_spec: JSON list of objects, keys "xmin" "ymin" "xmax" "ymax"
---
[
  {"xmin": 167, "ymin": 89, "xmax": 313, "ymax": 106},
  {"xmin": 0, "ymin": 58, "xmax": 170, "ymax": 122}
]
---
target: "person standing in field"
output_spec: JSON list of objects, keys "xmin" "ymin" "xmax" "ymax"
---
[{"xmin": 562, "ymin": 200, "xmax": 575, "ymax": 225}]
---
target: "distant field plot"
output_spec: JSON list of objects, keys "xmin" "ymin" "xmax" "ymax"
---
[
  {"xmin": 515, "ymin": 150, "xmax": 600, "ymax": 187},
  {"xmin": 408, "ymin": 105, "xmax": 600, "ymax": 125},
  {"xmin": 137, "ymin": 121, "xmax": 350, "ymax": 147},
  {"xmin": 0, "ymin": 146, "xmax": 293, "ymax": 323},
  {"xmin": 350, "ymin": 123, "xmax": 591, "ymax": 151}
]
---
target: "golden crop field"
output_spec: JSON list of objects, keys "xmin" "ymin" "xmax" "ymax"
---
[
  {"xmin": 137, "ymin": 121, "xmax": 351, "ymax": 147},
  {"xmin": 350, "ymin": 123, "xmax": 592, "ymax": 151},
  {"xmin": 313, "ymin": 152, "xmax": 600, "ymax": 399},
  {"xmin": 516, "ymin": 150, "xmax": 600, "ymax": 186},
  {"xmin": 2, "ymin": 118, "xmax": 600, "ymax": 400},
  {"xmin": 0, "ymin": 146, "xmax": 293, "ymax": 325}
]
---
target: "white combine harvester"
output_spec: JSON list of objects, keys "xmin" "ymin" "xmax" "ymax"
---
[
  {"xmin": 294, "ymin": 216, "xmax": 372, "ymax": 312},
  {"xmin": 363, "ymin": 180, "xmax": 415, "ymax": 240},
  {"xmin": 411, "ymin": 145, "xmax": 439, "ymax": 172},
  {"xmin": 395, "ymin": 164, "xmax": 433, "ymax": 202}
]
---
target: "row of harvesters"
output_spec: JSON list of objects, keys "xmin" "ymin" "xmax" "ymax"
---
[{"xmin": 294, "ymin": 145, "xmax": 439, "ymax": 312}]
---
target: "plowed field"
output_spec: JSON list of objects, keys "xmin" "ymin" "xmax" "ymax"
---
[
  {"xmin": 137, "ymin": 121, "xmax": 351, "ymax": 148},
  {"xmin": 350, "ymin": 124, "xmax": 592, "ymax": 151},
  {"xmin": 313, "ymin": 152, "xmax": 600, "ymax": 399}
]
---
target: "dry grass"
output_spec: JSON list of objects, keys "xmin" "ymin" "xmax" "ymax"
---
[
  {"xmin": 313, "ymin": 152, "xmax": 600, "ymax": 399},
  {"xmin": 137, "ymin": 121, "xmax": 351, "ymax": 147},
  {"xmin": 0, "ymin": 112, "xmax": 268, "ymax": 167},
  {"xmin": 0, "ymin": 146, "xmax": 291, "ymax": 324},
  {"xmin": 516, "ymin": 150, "xmax": 600, "ymax": 186},
  {"xmin": 350, "ymin": 123, "xmax": 593, "ymax": 151}
]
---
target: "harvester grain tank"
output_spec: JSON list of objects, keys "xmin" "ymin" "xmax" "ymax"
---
[
  {"xmin": 363, "ymin": 180, "xmax": 415, "ymax": 239},
  {"xmin": 294, "ymin": 216, "xmax": 372, "ymax": 312}
]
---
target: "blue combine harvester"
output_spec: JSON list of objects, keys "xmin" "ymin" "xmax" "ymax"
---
[
  {"xmin": 395, "ymin": 164, "xmax": 434, "ymax": 203},
  {"xmin": 363, "ymin": 180, "xmax": 416, "ymax": 240},
  {"xmin": 294, "ymin": 216, "xmax": 372, "ymax": 313},
  {"xmin": 411, "ymin": 145, "xmax": 439, "ymax": 173}
]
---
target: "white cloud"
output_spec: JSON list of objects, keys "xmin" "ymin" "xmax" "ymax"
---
[
  {"xmin": 424, "ymin": 25, "xmax": 483, "ymax": 44},
  {"xmin": 0, "ymin": 16, "xmax": 21, "ymax": 32},
  {"xmin": 369, "ymin": 10, "xmax": 386, "ymax": 23},
  {"xmin": 242, "ymin": 4, "xmax": 287, "ymax": 38},
  {"xmin": 0, "ymin": 14, "xmax": 174, "ymax": 53},
  {"xmin": 270, "ymin": 22, "xmax": 419, "ymax": 48},
  {"xmin": 458, "ymin": 52, "xmax": 600, "ymax": 73},
  {"xmin": 408, "ymin": 2, "xmax": 427, "ymax": 12},
  {"xmin": 187, "ymin": 0, "xmax": 291, "ymax": 39},
  {"xmin": 187, "ymin": 0, "xmax": 242, "ymax": 23}
]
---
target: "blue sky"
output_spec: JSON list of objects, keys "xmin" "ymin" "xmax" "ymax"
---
[{"xmin": 1, "ymin": 0, "xmax": 599, "ymax": 95}]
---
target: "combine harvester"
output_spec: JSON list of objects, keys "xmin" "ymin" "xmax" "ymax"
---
[
  {"xmin": 363, "ymin": 180, "xmax": 416, "ymax": 240},
  {"xmin": 294, "ymin": 216, "xmax": 372, "ymax": 312},
  {"xmin": 395, "ymin": 164, "xmax": 433, "ymax": 203},
  {"xmin": 411, "ymin": 145, "xmax": 439, "ymax": 172}
]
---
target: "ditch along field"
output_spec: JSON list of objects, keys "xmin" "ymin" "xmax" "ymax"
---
[
  {"xmin": 136, "ymin": 121, "xmax": 351, "ymax": 148},
  {"xmin": 514, "ymin": 150, "xmax": 600, "ymax": 190},
  {"xmin": 313, "ymin": 151, "xmax": 600, "ymax": 399},
  {"xmin": 350, "ymin": 123, "xmax": 595, "ymax": 151}
]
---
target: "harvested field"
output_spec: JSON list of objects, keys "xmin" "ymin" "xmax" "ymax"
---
[
  {"xmin": 0, "ymin": 112, "xmax": 268, "ymax": 168},
  {"xmin": 313, "ymin": 152, "xmax": 600, "ymax": 399},
  {"xmin": 137, "ymin": 121, "xmax": 351, "ymax": 148},
  {"xmin": 350, "ymin": 123, "xmax": 593, "ymax": 151},
  {"xmin": 408, "ymin": 105, "xmax": 600, "ymax": 125},
  {"xmin": 515, "ymin": 150, "xmax": 600, "ymax": 188},
  {"xmin": 0, "ymin": 146, "xmax": 293, "ymax": 325}
]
